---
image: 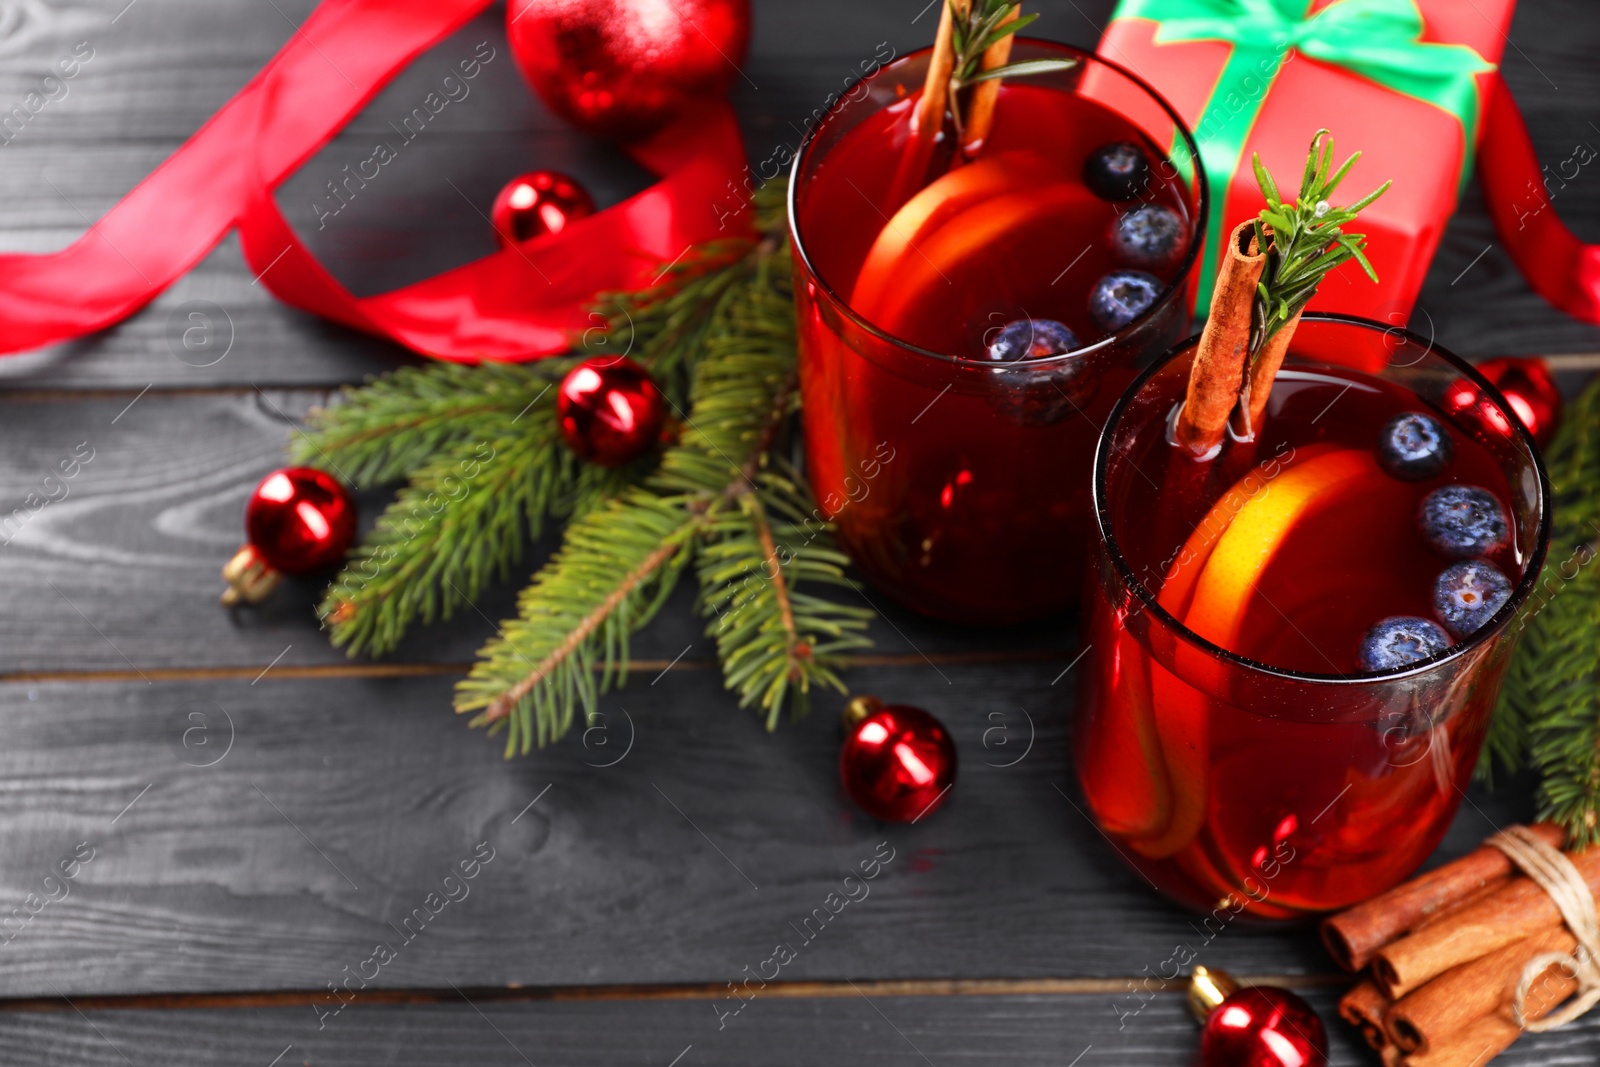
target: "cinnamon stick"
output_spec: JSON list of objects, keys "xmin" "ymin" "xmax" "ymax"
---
[
  {"xmin": 1400, "ymin": 957, "xmax": 1577, "ymax": 1067},
  {"xmin": 1339, "ymin": 980, "xmax": 1392, "ymax": 1052},
  {"xmin": 1172, "ymin": 222, "xmax": 1263, "ymax": 459},
  {"xmin": 1371, "ymin": 843, "xmax": 1600, "ymax": 1000},
  {"xmin": 960, "ymin": 6, "xmax": 1016, "ymax": 160},
  {"xmin": 1240, "ymin": 308, "xmax": 1302, "ymax": 436},
  {"xmin": 913, "ymin": 0, "xmax": 960, "ymax": 135},
  {"xmin": 1322, "ymin": 823, "xmax": 1565, "ymax": 972},
  {"xmin": 1385, "ymin": 926, "xmax": 1577, "ymax": 1054},
  {"xmin": 1411, "ymin": 878, "xmax": 1511, "ymax": 932},
  {"xmin": 886, "ymin": 0, "xmax": 961, "ymax": 210}
]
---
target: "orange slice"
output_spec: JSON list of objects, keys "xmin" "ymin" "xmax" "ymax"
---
[
  {"xmin": 1086, "ymin": 449, "xmax": 1314, "ymax": 857},
  {"xmin": 1132, "ymin": 447, "xmax": 1374, "ymax": 861},
  {"xmin": 850, "ymin": 152, "xmax": 1048, "ymax": 315},
  {"xmin": 1078, "ymin": 598, "xmax": 1170, "ymax": 840},
  {"xmin": 863, "ymin": 184, "xmax": 1096, "ymax": 339},
  {"xmin": 1183, "ymin": 448, "xmax": 1381, "ymax": 650}
]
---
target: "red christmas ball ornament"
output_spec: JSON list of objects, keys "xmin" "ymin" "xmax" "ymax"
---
[
  {"xmin": 1474, "ymin": 357, "xmax": 1562, "ymax": 448},
  {"xmin": 1191, "ymin": 967, "xmax": 1327, "ymax": 1067},
  {"xmin": 557, "ymin": 356, "xmax": 667, "ymax": 466},
  {"xmin": 506, "ymin": 0, "xmax": 751, "ymax": 140},
  {"xmin": 222, "ymin": 467, "xmax": 356, "ymax": 606},
  {"xmin": 491, "ymin": 171, "xmax": 596, "ymax": 246},
  {"xmin": 840, "ymin": 696, "xmax": 958, "ymax": 823}
]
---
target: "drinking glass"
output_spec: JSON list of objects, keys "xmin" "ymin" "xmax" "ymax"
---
[
  {"xmin": 1076, "ymin": 314, "xmax": 1550, "ymax": 918},
  {"xmin": 788, "ymin": 40, "xmax": 1207, "ymax": 623}
]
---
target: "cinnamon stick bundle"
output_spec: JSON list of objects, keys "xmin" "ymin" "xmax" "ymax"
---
[
  {"xmin": 1322, "ymin": 823, "xmax": 1565, "ymax": 972},
  {"xmin": 1324, "ymin": 824, "xmax": 1600, "ymax": 1066},
  {"xmin": 1172, "ymin": 221, "xmax": 1263, "ymax": 459},
  {"xmin": 1372, "ymin": 845, "xmax": 1600, "ymax": 999}
]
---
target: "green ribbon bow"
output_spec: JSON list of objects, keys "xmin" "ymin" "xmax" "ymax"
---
[{"xmin": 1112, "ymin": 0, "xmax": 1494, "ymax": 310}]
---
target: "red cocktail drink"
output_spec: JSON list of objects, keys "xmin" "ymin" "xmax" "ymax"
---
[
  {"xmin": 789, "ymin": 41, "xmax": 1206, "ymax": 622},
  {"xmin": 1076, "ymin": 316, "xmax": 1549, "ymax": 918}
]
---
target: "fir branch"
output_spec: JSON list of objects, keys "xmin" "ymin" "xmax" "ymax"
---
[
  {"xmin": 296, "ymin": 229, "xmax": 764, "ymax": 658},
  {"xmin": 454, "ymin": 488, "xmax": 701, "ymax": 755},
  {"xmin": 587, "ymin": 238, "xmax": 754, "ymax": 404},
  {"xmin": 1249, "ymin": 130, "xmax": 1390, "ymax": 360},
  {"xmin": 1488, "ymin": 377, "xmax": 1600, "ymax": 845},
  {"xmin": 291, "ymin": 362, "xmax": 560, "ymax": 487},
  {"xmin": 454, "ymin": 179, "xmax": 876, "ymax": 751},
  {"xmin": 315, "ymin": 410, "xmax": 636, "ymax": 657},
  {"xmin": 698, "ymin": 469, "xmax": 873, "ymax": 728}
]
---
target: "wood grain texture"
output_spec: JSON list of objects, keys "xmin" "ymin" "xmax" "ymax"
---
[
  {"xmin": 0, "ymin": 666, "xmax": 1535, "ymax": 998},
  {"xmin": 0, "ymin": 988, "xmax": 1596, "ymax": 1067},
  {"xmin": 0, "ymin": 1, "xmax": 1594, "ymax": 1062},
  {"xmin": 0, "ymin": 390, "xmax": 1075, "ymax": 672}
]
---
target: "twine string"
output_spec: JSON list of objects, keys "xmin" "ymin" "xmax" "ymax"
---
[{"xmin": 1489, "ymin": 825, "xmax": 1600, "ymax": 1031}]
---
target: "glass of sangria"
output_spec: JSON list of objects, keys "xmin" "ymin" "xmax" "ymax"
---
[
  {"xmin": 788, "ymin": 40, "xmax": 1207, "ymax": 623},
  {"xmin": 1075, "ymin": 314, "xmax": 1550, "ymax": 919}
]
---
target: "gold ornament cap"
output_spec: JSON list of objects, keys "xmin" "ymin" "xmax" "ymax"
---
[
  {"xmin": 1188, "ymin": 966, "xmax": 1240, "ymax": 1022},
  {"xmin": 220, "ymin": 544, "xmax": 283, "ymax": 607},
  {"xmin": 842, "ymin": 695, "xmax": 886, "ymax": 728}
]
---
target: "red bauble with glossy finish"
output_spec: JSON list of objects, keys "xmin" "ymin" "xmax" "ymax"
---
[
  {"xmin": 840, "ymin": 705, "xmax": 958, "ymax": 823},
  {"xmin": 1475, "ymin": 357, "xmax": 1562, "ymax": 448},
  {"xmin": 491, "ymin": 171, "xmax": 596, "ymax": 245},
  {"xmin": 506, "ymin": 0, "xmax": 751, "ymax": 140},
  {"xmin": 1200, "ymin": 987, "xmax": 1328, "ymax": 1067},
  {"xmin": 244, "ymin": 467, "xmax": 357, "ymax": 574},
  {"xmin": 557, "ymin": 356, "xmax": 667, "ymax": 466}
]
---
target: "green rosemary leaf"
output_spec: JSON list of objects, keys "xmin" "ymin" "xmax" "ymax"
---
[
  {"xmin": 1247, "ymin": 130, "xmax": 1386, "ymax": 360},
  {"xmin": 1260, "ymin": 209, "xmax": 1294, "ymax": 235},
  {"xmin": 1346, "ymin": 179, "xmax": 1393, "ymax": 215},
  {"xmin": 1298, "ymin": 128, "xmax": 1328, "ymax": 199},
  {"xmin": 961, "ymin": 58, "xmax": 1078, "ymax": 85},
  {"xmin": 1321, "ymin": 149, "xmax": 1362, "ymax": 200},
  {"xmin": 1252, "ymin": 154, "xmax": 1281, "ymax": 208}
]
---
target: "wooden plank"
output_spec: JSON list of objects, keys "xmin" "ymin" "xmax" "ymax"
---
[
  {"xmin": 0, "ymin": 987, "xmax": 1596, "ymax": 1067},
  {"xmin": 0, "ymin": 666, "xmax": 1531, "ymax": 998},
  {"xmin": 0, "ymin": 391, "xmax": 1075, "ymax": 672},
  {"xmin": 0, "ymin": 0, "xmax": 1594, "ymax": 387}
]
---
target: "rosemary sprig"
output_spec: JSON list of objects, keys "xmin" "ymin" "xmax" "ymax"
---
[
  {"xmin": 948, "ymin": 2, "xmax": 1065, "ymax": 87},
  {"xmin": 942, "ymin": 1, "xmax": 1075, "ymax": 145},
  {"xmin": 1248, "ymin": 129, "xmax": 1391, "ymax": 360}
]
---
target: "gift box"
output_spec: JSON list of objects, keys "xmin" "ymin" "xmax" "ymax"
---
[{"xmin": 1098, "ymin": 0, "xmax": 1513, "ymax": 324}]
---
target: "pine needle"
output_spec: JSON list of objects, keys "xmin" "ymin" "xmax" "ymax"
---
[{"xmin": 1486, "ymin": 377, "xmax": 1600, "ymax": 845}]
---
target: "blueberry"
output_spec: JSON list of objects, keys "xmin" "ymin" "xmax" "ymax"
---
[
  {"xmin": 1083, "ymin": 141, "xmax": 1151, "ymax": 201},
  {"xmin": 1089, "ymin": 270, "xmax": 1164, "ymax": 332},
  {"xmin": 1378, "ymin": 412, "xmax": 1454, "ymax": 480},
  {"xmin": 983, "ymin": 319, "xmax": 1093, "ymax": 426},
  {"xmin": 1357, "ymin": 616, "xmax": 1453, "ymax": 672},
  {"xmin": 1419, "ymin": 485, "xmax": 1510, "ymax": 559},
  {"xmin": 985, "ymin": 318, "xmax": 1080, "ymax": 362},
  {"xmin": 1111, "ymin": 204, "xmax": 1187, "ymax": 268},
  {"xmin": 1432, "ymin": 560, "xmax": 1513, "ymax": 639}
]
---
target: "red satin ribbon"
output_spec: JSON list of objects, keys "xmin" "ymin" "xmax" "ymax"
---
[
  {"xmin": 0, "ymin": 0, "xmax": 747, "ymax": 361},
  {"xmin": 1480, "ymin": 72, "xmax": 1600, "ymax": 326}
]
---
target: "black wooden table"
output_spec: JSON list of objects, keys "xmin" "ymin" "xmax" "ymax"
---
[{"xmin": 0, "ymin": 1, "xmax": 1597, "ymax": 1063}]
